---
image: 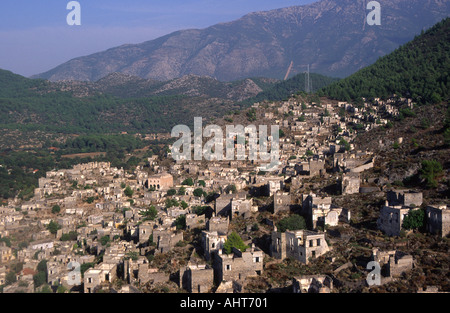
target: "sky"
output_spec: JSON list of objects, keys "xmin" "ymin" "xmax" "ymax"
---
[{"xmin": 0, "ymin": 0, "xmax": 316, "ymax": 77}]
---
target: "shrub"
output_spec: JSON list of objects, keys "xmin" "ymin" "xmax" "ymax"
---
[
  {"xmin": 51, "ymin": 205, "xmax": 61, "ymax": 214},
  {"xmin": 277, "ymin": 215, "xmax": 306, "ymax": 232},
  {"xmin": 181, "ymin": 178, "xmax": 194, "ymax": 186},
  {"xmin": 174, "ymin": 215, "xmax": 186, "ymax": 230},
  {"xmin": 402, "ymin": 208, "xmax": 426, "ymax": 231},
  {"xmin": 223, "ymin": 232, "xmax": 249, "ymax": 254},
  {"xmin": 420, "ymin": 160, "xmax": 443, "ymax": 188},
  {"xmin": 166, "ymin": 189, "xmax": 177, "ymax": 196}
]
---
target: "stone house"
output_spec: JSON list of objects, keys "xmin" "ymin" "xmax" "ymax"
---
[
  {"xmin": 273, "ymin": 192, "xmax": 291, "ymax": 214},
  {"xmin": 0, "ymin": 245, "xmax": 13, "ymax": 263},
  {"xmin": 296, "ymin": 160, "xmax": 325, "ymax": 177},
  {"xmin": 377, "ymin": 205, "xmax": 419, "ymax": 236},
  {"xmin": 372, "ymin": 248, "xmax": 414, "ymax": 277},
  {"xmin": 180, "ymin": 263, "xmax": 214, "ymax": 293},
  {"xmin": 202, "ymin": 230, "xmax": 227, "ymax": 261},
  {"xmin": 214, "ymin": 192, "xmax": 247, "ymax": 217},
  {"xmin": 426, "ymin": 205, "xmax": 449, "ymax": 237},
  {"xmin": 271, "ymin": 230, "xmax": 330, "ymax": 264},
  {"xmin": 206, "ymin": 216, "xmax": 229, "ymax": 235},
  {"xmin": 153, "ymin": 228, "xmax": 183, "ymax": 254},
  {"xmin": 292, "ymin": 275, "xmax": 333, "ymax": 293},
  {"xmin": 214, "ymin": 245, "xmax": 264, "ymax": 285},
  {"xmin": 84, "ymin": 263, "xmax": 117, "ymax": 293},
  {"xmin": 138, "ymin": 221, "xmax": 155, "ymax": 244},
  {"xmin": 387, "ymin": 190, "xmax": 423, "ymax": 207},
  {"xmin": 30, "ymin": 239, "xmax": 54, "ymax": 252},
  {"xmin": 146, "ymin": 173, "xmax": 173, "ymax": 190},
  {"xmin": 230, "ymin": 198, "xmax": 253, "ymax": 219},
  {"xmin": 138, "ymin": 265, "xmax": 169, "ymax": 285},
  {"xmin": 340, "ymin": 172, "xmax": 360, "ymax": 195},
  {"xmin": 185, "ymin": 213, "xmax": 205, "ymax": 230}
]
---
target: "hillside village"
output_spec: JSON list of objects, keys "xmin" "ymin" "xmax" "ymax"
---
[{"xmin": 0, "ymin": 95, "xmax": 448, "ymax": 294}]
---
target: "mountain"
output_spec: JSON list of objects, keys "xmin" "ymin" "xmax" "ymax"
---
[
  {"xmin": 33, "ymin": 0, "xmax": 450, "ymax": 82},
  {"xmin": 0, "ymin": 68, "xmax": 338, "ymax": 136},
  {"xmin": 320, "ymin": 18, "xmax": 450, "ymax": 105},
  {"xmin": 54, "ymin": 72, "xmax": 276, "ymax": 101}
]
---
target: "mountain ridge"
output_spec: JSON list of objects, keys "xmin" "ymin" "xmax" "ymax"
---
[{"xmin": 32, "ymin": 0, "xmax": 450, "ymax": 82}]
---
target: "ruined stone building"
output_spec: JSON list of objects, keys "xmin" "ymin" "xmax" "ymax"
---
[
  {"xmin": 372, "ymin": 248, "xmax": 414, "ymax": 278},
  {"xmin": 273, "ymin": 192, "xmax": 292, "ymax": 214},
  {"xmin": 214, "ymin": 192, "xmax": 247, "ymax": 217},
  {"xmin": 145, "ymin": 173, "xmax": 174, "ymax": 190},
  {"xmin": 271, "ymin": 230, "xmax": 330, "ymax": 264},
  {"xmin": 387, "ymin": 190, "xmax": 423, "ymax": 207},
  {"xmin": 138, "ymin": 265, "xmax": 169, "ymax": 285},
  {"xmin": 230, "ymin": 198, "xmax": 253, "ymax": 219},
  {"xmin": 292, "ymin": 275, "xmax": 333, "ymax": 293},
  {"xmin": 138, "ymin": 221, "xmax": 155, "ymax": 244},
  {"xmin": 377, "ymin": 205, "xmax": 419, "ymax": 236},
  {"xmin": 340, "ymin": 172, "xmax": 360, "ymax": 195},
  {"xmin": 153, "ymin": 227, "xmax": 183, "ymax": 254},
  {"xmin": 84, "ymin": 263, "xmax": 117, "ymax": 293},
  {"xmin": 426, "ymin": 205, "xmax": 450, "ymax": 237},
  {"xmin": 202, "ymin": 231, "xmax": 227, "ymax": 261},
  {"xmin": 214, "ymin": 245, "xmax": 264, "ymax": 285},
  {"xmin": 206, "ymin": 216, "xmax": 229, "ymax": 235},
  {"xmin": 302, "ymin": 194, "xmax": 348, "ymax": 228},
  {"xmin": 180, "ymin": 263, "xmax": 214, "ymax": 293},
  {"xmin": 295, "ymin": 160, "xmax": 325, "ymax": 177}
]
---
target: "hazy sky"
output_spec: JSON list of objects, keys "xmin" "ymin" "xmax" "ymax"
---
[{"xmin": 0, "ymin": 0, "xmax": 316, "ymax": 77}]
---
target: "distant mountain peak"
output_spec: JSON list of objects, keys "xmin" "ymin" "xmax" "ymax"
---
[{"xmin": 33, "ymin": 0, "xmax": 450, "ymax": 82}]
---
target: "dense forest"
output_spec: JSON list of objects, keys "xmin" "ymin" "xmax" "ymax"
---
[{"xmin": 319, "ymin": 18, "xmax": 450, "ymax": 105}]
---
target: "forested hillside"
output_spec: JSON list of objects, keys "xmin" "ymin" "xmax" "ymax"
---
[
  {"xmin": 239, "ymin": 72, "xmax": 339, "ymax": 106},
  {"xmin": 319, "ymin": 18, "xmax": 450, "ymax": 105}
]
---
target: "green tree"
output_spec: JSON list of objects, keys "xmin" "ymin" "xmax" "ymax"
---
[
  {"xmin": 37, "ymin": 260, "xmax": 47, "ymax": 273},
  {"xmin": 80, "ymin": 263, "xmax": 94, "ymax": 277},
  {"xmin": 140, "ymin": 205, "xmax": 158, "ymax": 221},
  {"xmin": 402, "ymin": 208, "xmax": 426, "ymax": 230},
  {"xmin": 277, "ymin": 215, "xmax": 306, "ymax": 232},
  {"xmin": 85, "ymin": 196, "xmax": 95, "ymax": 204},
  {"xmin": 339, "ymin": 139, "xmax": 351, "ymax": 151},
  {"xmin": 223, "ymin": 232, "xmax": 249, "ymax": 254},
  {"xmin": 225, "ymin": 184, "xmax": 237, "ymax": 194},
  {"xmin": 165, "ymin": 198, "xmax": 179, "ymax": 208},
  {"xmin": 174, "ymin": 215, "xmax": 186, "ymax": 230},
  {"xmin": 166, "ymin": 189, "xmax": 177, "ymax": 196},
  {"xmin": 178, "ymin": 187, "xmax": 186, "ymax": 196},
  {"xmin": 181, "ymin": 178, "xmax": 194, "ymax": 186},
  {"xmin": 33, "ymin": 271, "xmax": 47, "ymax": 288},
  {"xmin": 193, "ymin": 188, "xmax": 205, "ymax": 197},
  {"xmin": 124, "ymin": 186, "xmax": 134, "ymax": 198},
  {"xmin": 198, "ymin": 180, "xmax": 206, "ymax": 187},
  {"xmin": 5, "ymin": 271, "xmax": 17, "ymax": 285},
  {"xmin": 60, "ymin": 231, "xmax": 78, "ymax": 242},
  {"xmin": 46, "ymin": 220, "xmax": 61, "ymax": 235},
  {"xmin": 51, "ymin": 205, "xmax": 61, "ymax": 214},
  {"xmin": 420, "ymin": 160, "xmax": 443, "ymax": 188},
  {"xmin": 0, "ymin": 236, "xmax": 11, "ymax": 247},
  {"xmin": 99, "ymin": 236, "xmax": 110, "ymax": 246}
]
